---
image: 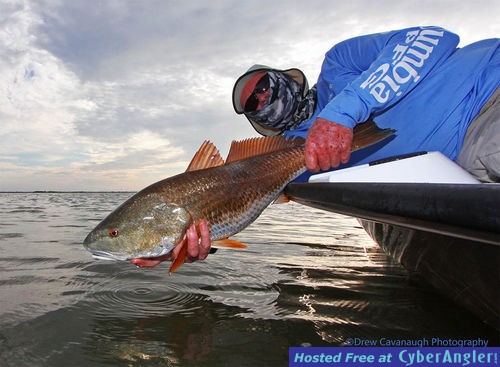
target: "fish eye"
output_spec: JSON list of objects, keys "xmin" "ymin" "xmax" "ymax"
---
[{"xmin": 109, "ymin": 228, "xmax": 120, "ymax": 237}]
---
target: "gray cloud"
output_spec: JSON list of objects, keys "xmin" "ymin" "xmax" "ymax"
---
[{"xmin": 0, "ymin": 0, "xmax": 498, "ymax": 191}]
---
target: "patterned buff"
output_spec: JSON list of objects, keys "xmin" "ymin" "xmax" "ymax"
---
[{"xmin": 246, "ymin": 71, "xmax": 317, "ymax": 132}]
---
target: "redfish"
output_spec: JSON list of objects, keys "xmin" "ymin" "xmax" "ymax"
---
[{"xmin": 83, "ymin": 121, "xmax": 393, "ymax": 273}]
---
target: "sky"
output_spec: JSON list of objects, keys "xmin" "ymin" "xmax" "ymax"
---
[{"xmin": 1, "ymin": 0, "xmax": 498, "ymax": 191}]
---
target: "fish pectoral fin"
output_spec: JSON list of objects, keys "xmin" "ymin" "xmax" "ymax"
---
[
  {"xmin": 186, "ymin": 140, "xmax": 225, "ymax": 172},
  {"xmin": 169, "ymin": 238, "xmax": 245, "ymax": 274},
  {"xmin": 212, "ymin": 238, "xmax": 247, "ymax": 249},
  {"xmin": 169, "ymin": 239, "xmax": 188, "ymax": 275}
]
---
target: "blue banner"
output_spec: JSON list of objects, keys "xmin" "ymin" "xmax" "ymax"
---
[{"xmin": 289, "ymin": 347, "xmax": 499, "ymax": 367}]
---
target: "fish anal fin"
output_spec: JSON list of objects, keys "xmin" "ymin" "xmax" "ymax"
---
[
  {"xmin": 226, "ymin": 136, "xmax": 304, "ymax": 163},
  {"xmin": 212, "ymin": 238, "xmax": 247, "ymax": 249},
  {"xmin": 352, "ymin": 120, "xmax": 396, "ymax": 152},
  {"xmin": 186, "ymin": 140, "xmax": 225, "ymax": 172},
  {"xmin": 169, "ymin": 240, "xmax": 187, "ymax": 274},
  {"xmin": 273, "ymin": 192, "xmax": 290, "ymax": 204}
]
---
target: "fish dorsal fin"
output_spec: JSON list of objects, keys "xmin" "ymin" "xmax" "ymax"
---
[
  {"xmin": 225, "ymin": 136, "xmax": 304, "ymax": 164},
  {"xmin": 186, "ymin": 140, "xmax": 225, "ymax": 172}
]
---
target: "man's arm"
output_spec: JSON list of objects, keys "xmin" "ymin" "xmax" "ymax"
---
[
  {"xmin": 318, "ymin": 26, "xmax": 460, "ymax": 128},
  {"xmin": 305, "ymin": 27, "xmax": 460, "ymax": 172}
]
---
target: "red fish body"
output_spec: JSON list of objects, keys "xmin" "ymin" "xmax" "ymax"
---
[{"xmin": 83, "ymin": 121, "xmax": 394, "ymax": 273}]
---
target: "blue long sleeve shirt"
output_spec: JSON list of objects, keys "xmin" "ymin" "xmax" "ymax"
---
[{"xmin": 285, "ymin": 26, "xmax": 499, "ymax": 176}]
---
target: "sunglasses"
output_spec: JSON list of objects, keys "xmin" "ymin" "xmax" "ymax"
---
[{"xmin": 244, "ymin": 74, "xmax": 270, "ymax": 112}]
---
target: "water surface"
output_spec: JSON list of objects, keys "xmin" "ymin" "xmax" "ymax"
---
[{"xmin": 0, "ymin": 192, "xmax": 497, "ymax": 366}]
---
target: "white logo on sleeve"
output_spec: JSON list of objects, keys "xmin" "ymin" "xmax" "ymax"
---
[{"xmin": 360, "ymin": 29, "xmax": 445, "ymax": 103}]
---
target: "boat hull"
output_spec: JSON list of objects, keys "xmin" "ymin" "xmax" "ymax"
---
[
  {"xmin": 361, "ymin": 220, "xmax": 499, "ymax": 328},
  {"xmin": 285, "ymin": 182, "xmax": 500, "ymax": 329}
]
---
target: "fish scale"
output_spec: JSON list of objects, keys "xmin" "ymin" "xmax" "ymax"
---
[{"xmin": 163, "ymin": 146, "xmax": 306, "ymax": 240}]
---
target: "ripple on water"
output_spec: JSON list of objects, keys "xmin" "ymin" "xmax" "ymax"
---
[
  {"xmin": 0, "ymin": 233, "xmax": 23, "ymax": 241},
  {"xmin": 82, "ymin": 270, "xmax": 208, "ymax": 320}
]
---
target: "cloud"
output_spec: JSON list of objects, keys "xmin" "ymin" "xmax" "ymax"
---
[
  {"xmin": 0, "ymin": 0, "xmax": 498, "ymax": 191},
  {"xmin": 0, "ymin": 2, "xmax": 92, "ymax": 168}
]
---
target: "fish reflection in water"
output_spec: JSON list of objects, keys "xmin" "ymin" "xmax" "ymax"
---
[{"xmin": 0, "ymin": 193, "xmax": 497, "ymax": 366}]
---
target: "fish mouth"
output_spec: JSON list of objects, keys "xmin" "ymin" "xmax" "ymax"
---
[
  {"xmin": 87, "ymin": 244, "xmax": 175, "ymax": 262},
  {"xmin": 89, "ymin": 250, "xmax": 129, "ymax": 262}
]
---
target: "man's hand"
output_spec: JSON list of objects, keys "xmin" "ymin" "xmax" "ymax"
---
[
  {"xmin": 130, "ymin": 220, "xmax": 211, "ymax": 268},
  {"xmin": 305, "ymin": 118, "xmax": 353, "ymax": 172}
]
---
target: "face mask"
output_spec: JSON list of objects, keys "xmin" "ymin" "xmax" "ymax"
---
[{"xmin": 246, "ymin": 71, "xmax": 317, "ymax": 133}]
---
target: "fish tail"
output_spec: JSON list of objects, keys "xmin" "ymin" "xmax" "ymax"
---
[{"xmin": 352, "ymin": 119, "xmax": 395, "ymax": 151}]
